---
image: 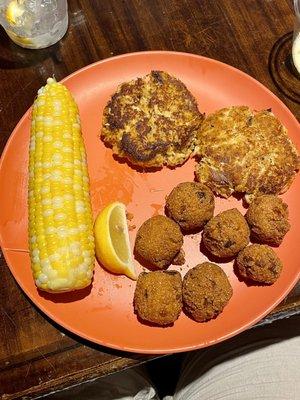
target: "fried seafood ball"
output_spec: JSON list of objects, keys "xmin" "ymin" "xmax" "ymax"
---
[
  {"xmin": 165, "ymin": 182, "xmax": 215, "ymax": 231},
  {"xmin": 245, "ymin": 195, "xmax": 290, "ymax": 246},
  {"xmin": 134, "ymin": 215, "xmax": 183, "ymax": 269},
  {"xmin": 183, "ymin": 262, "xmax": 233, "ymax": 322},
  {"xmin": 236, "ymin": 244, "xmax": 283, "ymax": 284},
  {"xmin": 134, "ymin": 270, "xmax": 182, "ymax": 325},
  {"xmin": 202, "ymin": 209, "xmax": 250, "ymax": 258}
]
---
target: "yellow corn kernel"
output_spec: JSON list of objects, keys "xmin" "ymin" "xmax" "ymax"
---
[{"xmin": 28, "ymin": 78, "xmax": 95, "ymax": 292}]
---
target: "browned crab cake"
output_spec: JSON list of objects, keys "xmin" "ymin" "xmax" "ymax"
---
[
  {"xmin": 195, "ymin": 106, "xmax": 299, "ymax": 202},
  {"xmin": 102, "ymin": 71, "xmax": 204, "ymax": 167}
]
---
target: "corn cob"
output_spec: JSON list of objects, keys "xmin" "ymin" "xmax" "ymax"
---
[{"xmin": 28, "ymin": 78, "xmax": 95, "ymax": 292}]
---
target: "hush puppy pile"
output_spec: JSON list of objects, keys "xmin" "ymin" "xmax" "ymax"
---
[{"xmin": 133, "ymin": 183, "xmax": 290, "ymax": 326}]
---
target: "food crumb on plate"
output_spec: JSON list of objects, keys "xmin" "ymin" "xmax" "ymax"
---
[{"xmin": 126, "ymin": 211, "xmax": 134, "ymax": 221}]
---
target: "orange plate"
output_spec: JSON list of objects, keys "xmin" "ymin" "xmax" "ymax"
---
[{"xmin": 0, "ymin": 52, "xmax": 299, "ymax": 354}]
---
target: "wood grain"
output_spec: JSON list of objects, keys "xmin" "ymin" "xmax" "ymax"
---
[{"xmin": 0, "ymin": 0, "xmax": 299, "ymax": 398}]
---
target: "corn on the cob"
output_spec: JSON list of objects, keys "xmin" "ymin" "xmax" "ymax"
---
[{"xmin": 28, "ymin": 78, "xmax": 95, "ymax": 292}]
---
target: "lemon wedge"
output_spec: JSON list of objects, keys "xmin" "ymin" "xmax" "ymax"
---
[
  {"xmin": 94, "ymin": 202, "xmax": 136, "ymax": 280},
  {"xmin": 5, "ymin": 0, "xmax": 33, "ymax": 47},
  {"xmin": 6, "ymin": 0, "xmax": 25, "ymax": 25}
]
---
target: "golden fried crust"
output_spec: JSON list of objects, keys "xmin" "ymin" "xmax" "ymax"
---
[
  {"xmin": 134, "ymin": 271, "xmax": 182, "ymax": 325},
  {"xmin": 245, "ymin": 195, "xmax": 290, "ymax": 246},
  {"xmin": 165, "ymin": 182, "xmax": 215, "ymax": 231},
  {"xmin": 172, "ymin": 249, "xmax": 186, "ymax": 266},
  {"xmin": 195, "ymin": 106, "xmax": 299, "ymax": 201},
  {"xmin": 202, "ymin": 209, "xmax": 250, "ymax": 258},
  {"xmin": 102, "ymin": 71, "xmax": 204, "ymax": 167},
  {"xmin": 183, "ymin": 263, "xmax": 232, "ymax": 322},
  {"xmin": 134, "ymin": 215, "xmax": 183, "ymax": 269},
  {"xmin": 236, "ymin": 244, "xmax": 283, "ymax": 284}
]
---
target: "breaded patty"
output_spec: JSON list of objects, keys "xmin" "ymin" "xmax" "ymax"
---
[
  {"xmin": 134, "ymin": 215, "xmax": 183, "ymax": 270},
  {"xmin": 195, "ymin": 106, "xmax": 299, "ymax": 202},
  {"xmin": 236, "ymin": 244, "xmax": 283, "ymax": 284},
  {"xmin": 134, "ymin": 270, "xmax": 182, "ymax": 325},
  {"xmin": 202, "ymin": 209, "xmax": 250, "ymax": 258},
  {"xmin": 245, "ymin": 195, "xmax": 290, "ymax": 246},
  {"xmin": 165, "ymin": 182, "xmax": 215, "ymax": 231},
  {"xmin": 102, "ymin": 71, "xmax": 203, "ymax": 167},
  {"xmin": 183, "ymin": 263, "xmax": 233, "ymax": 322}
]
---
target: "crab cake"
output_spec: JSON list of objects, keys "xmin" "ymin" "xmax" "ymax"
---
[
  {"xmin": 134, "ymin": 270, "xmax": 182, "ymax": 326},
  {"xmin": 134, "ymin": 215, "xmax": 183, "ymax": 270},
  {"xmin": 165, "ymin": 182, "xmax": 215, "ymax": 231},
  {"xmin": 202, "ymin": 209, "xmax": 250, "ymax": 258},
  {"xmin": 195, "ymin": 106, "xmax": 299, "ymax": 202},
  {"xmin": 236, "ymin": 244, "xmax": 283, "ymax": 284},
  {"xmin": 183, "ymin": 263, "xmax": 232, "ymax": 322},
  {"xmin": 245, "ymin": 195, "xmax": 290, "ymax": 246},
  {"xmin": 102, "ymin": 71, "xmax": 204, "ymax": 167}
]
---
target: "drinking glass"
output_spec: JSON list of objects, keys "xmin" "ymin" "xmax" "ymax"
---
[
  {"xmin": 0, "ymin": 0, "xmax": 68, "ymax": 49},
  {"xmin": 292, "ymin": 0, "xmax": 300, "ymax": 74}
]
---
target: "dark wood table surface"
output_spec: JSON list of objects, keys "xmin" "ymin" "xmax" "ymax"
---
[{"xmin": 0, "ymin": 0, "xmax": 299, "ymax": 398}]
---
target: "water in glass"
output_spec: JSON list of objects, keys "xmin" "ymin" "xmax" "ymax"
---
[{"xmin": 0, "ymin": 0, "xmax": 68, "ymax": 49}]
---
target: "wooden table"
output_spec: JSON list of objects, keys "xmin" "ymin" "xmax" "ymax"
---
[{"xmin": 0, "ymin": 1, "xmax": 299, "ymax": 398}]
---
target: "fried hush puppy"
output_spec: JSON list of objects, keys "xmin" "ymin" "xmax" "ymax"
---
[
  {"xmin": 134, "ymin": 215, "xmax": 183, "ymax": 269},
  {"xmin": 165, "ymin": 182, "xmax": 215, "ymax": 231},
  {"xmin": 236, "ymin": 244, "xmax": 283, "ymax": 284},
  {"xmin": 134, "ymin": 271, "xmax": 182, "ymax": 326},
  {"xmin": 183, "ymin": 263, "xmax": 233, "ymax": 322},
  {"xmin": 245, "ymin": 195, "xmax": 290, "ymax": 246},
  {"xmin": 202, "ymin": 209, "xmax": 250, "ymax": 258}
]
